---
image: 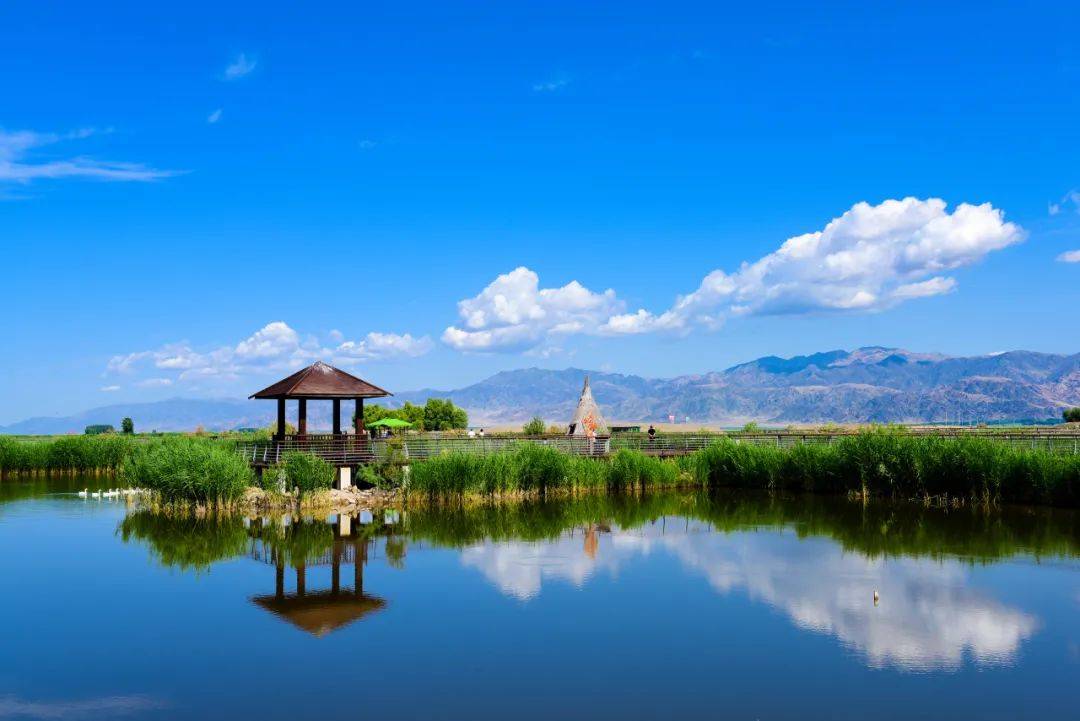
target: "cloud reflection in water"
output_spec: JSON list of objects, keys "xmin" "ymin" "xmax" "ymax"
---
[{"xmin": 459, "ymin": 522, "xmax": 1038, "ymax": 671}]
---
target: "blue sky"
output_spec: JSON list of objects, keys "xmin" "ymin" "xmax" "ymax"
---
[{"xmin": 4, "ymin": 1, "xmax": 1080, "ymax": 423}]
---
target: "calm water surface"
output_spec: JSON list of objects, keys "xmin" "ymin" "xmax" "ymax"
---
[{"xmin": 1, "ymin": 478, "xmax": 1077, "ymax": 720}]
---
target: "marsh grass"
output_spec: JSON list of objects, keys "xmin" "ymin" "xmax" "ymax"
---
[
  {"xmin": 406, "ymin": 429, "xmax": 1077, "ymax": 506},
  {"xmin": 275, "ymin": 452, "xmax": 334, "ymax": 493},
  {"xmin": 408, "ymin": 444, "xmax": 688, "ymax": 497},
  {"xmin": 691, "ymin": 430, "xmax": 1078, "ymax": 506},
  {"xmin": 7, "ymin": 428, "xmax": 1074, "ymax": 508},
  {"xmin": 120, "ymin": 437, "xmax": 252, "ymax": 503},
  {"xmin": 0, "ymin": 434, "xmax": 136, "ymax": 474},
  {"xmin": 607, "ymin": 448, "xmax": 680, "ymax": 490}
]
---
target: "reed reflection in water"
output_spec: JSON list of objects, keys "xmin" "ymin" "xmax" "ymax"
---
[{"xmin": 117, "ymin": 491, "xmax": 1077, "ymax": 671}]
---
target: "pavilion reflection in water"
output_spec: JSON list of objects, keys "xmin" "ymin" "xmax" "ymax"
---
[{"xmin": 249, "ymin": 513, "xmax": 391, "ymax": 637}]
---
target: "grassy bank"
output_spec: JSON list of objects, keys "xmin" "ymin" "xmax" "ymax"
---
[
  {"xmin": 690, "ymin": 431, "xmax": 1077, "ymax": 506},
  {"xmin": 5, "ymin": 428, "xmax": 1077, "ymax": 507},
  {"xmin": 0, "ymin": 434, "xmax": 138, "ymax": 474},
  {"xmin": 408, "ymin": 445, "xmax": 679, "ymax": 496},
  {"xmin": 407, "ymin": 431, "xmax": 1078, "ymax": 507},
  {"xmin": 121, "ymin": 441, "xmax": 339, "ymax": 504},
  {"xmin": 120, "ymin": 437, "xmax": 252, "ymax": 503}
]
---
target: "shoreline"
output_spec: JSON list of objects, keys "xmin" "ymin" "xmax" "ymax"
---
[{"xmin": 127, "ymin": 481, "xmax": 1013, "ymax": 519}]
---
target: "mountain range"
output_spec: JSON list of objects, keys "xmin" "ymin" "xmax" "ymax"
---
[{"xmin": 3, "ymin": 347, "xmax": 1078, "ymax": 434}]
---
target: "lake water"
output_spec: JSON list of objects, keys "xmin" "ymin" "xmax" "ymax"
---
[{"xmin": 1, "ymin": 478, "xmax": 1077, "ymax": 720}]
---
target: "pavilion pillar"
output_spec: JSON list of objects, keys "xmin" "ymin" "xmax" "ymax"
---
[
  {"xmin": 297, "ymin": 399, "xmax": 307, "ymax": 436},
  {"xmin": 275, "ymin": 560, "xmax": 284, "ymax": 599},
  {"xmin": 276, "ymin": 398, "xmax": 286, "ymax": 440},
  {"xmin": 296, "ymin": 564, "xmax": 306, "ymax": 597},
  {"xmin": 331, "ymin": 542, "xmax": 341, "ymax": 595},
  {"xmin": 355, "ymin": 398, "xmax": 365, "ymax": 436},
  {"xmin": 332, "ymin": 399, "xmax": 341, "ymax": 435},
  {"xmin": 354, "ymin": 547, "xmax": 364, "ymax": 596}
]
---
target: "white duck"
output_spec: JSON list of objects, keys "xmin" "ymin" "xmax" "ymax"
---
[{"xmin": 77, "ymin": 489, "xmax": 89, "ymax": 498}]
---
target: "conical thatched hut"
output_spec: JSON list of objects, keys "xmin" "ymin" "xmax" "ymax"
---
[{"xmin": 569, "ymin": 376, "xmax": 608, "ymax": 436}]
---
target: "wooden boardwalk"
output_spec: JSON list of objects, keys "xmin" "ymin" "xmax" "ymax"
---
[{"xmin": 238, "ymin": 429, "xmax": 1080, "ymax": 467}]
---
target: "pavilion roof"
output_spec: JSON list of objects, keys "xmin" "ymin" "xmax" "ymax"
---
[
  {"xmin": 251, "ymin": 591, "xmax": 387, "ymax": 637},
  {"xmin": 249, "ymin": 361, "xmax": 391, "ymax": 400}
]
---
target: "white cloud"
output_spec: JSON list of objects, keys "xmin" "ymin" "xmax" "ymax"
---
[
  {"xmin": 442, "ymin": 199, "xmax": 1020, "ymax": 351},
  {"xmin": 891, "ymin": 276, "xmax": 958, "ymax": 300},
  {"xmin": 358, "ymin": 139, "xmax": 377, "ymax": 150},
  {"xmin": 533, "ymin": 78, "xmax": 569, "ymax": 92},
  {"xmin": 223, "ymin": 52, "xmax": 257, "ymax": 80},
  {"xmin": 335, "ymin": 332, "xmax": 433, "ymax": 361},
  {"xmin": 99, "ymin": 385, "xmax": 120, "ymax": 392},
  {"xmin": 0, "ymin": 129, "xmax": 176, "ymax": 184},
  {"xmin": 207, "ymin": 108, "xmax": 223, "ymax": 124},
  {"xmin": 106, "ymin": 322, "xmax": 432, "ymax": 387},
  {"xmin": 442, "ymin": 267, "xmax": 623, "ymax": 351},
  {"xmin": 234, "ymin": 321, "xmax": 302, "ymax": 360},
  {"xmin": 1049, "ymin": 190, "xmax": 1080, "ymax": 216},
  {"xmin": 603, "ymin": 198, "xmax": 1023, "ymax": 335},
  {"xmin": 1058, "ymin": 249, "xmax": 1080, "ymax": 263}
]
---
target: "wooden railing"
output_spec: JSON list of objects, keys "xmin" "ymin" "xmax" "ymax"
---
[
  {"xmin": 239, "ymin": 434, "xmax": 376, "ymax": 466},
  {"xmin": 238, "ymin": 430, "xmax": 1080, "ymax": 467}
]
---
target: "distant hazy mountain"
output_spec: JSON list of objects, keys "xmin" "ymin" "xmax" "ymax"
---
[
  {"xmin": 392, "ymin": 347, "xmax": 1080, "ymax": 426},
  {"xmin": 3, "ymin": 347, "xmax": 1078, "ymax": 433},
  {"xmin": 0, "ymin": 398, "xmax": 275, "ymax": 436}
]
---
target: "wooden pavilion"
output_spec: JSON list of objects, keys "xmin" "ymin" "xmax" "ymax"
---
[
  {"xmin": 249, "ymin": 361, "xmax": 391, "ymax": 482},
  {"xmin": 250, "ymin": 515, "xmax": 387, "ymax": 637}
]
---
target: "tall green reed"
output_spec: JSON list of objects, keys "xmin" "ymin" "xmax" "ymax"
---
[
  {"xmin": 0, "ymin": 434, "xmax": 137, "ymax": 473},
  {"xmin": 120, "ymin": 437, "xmax": 252, "ymax": 502}
]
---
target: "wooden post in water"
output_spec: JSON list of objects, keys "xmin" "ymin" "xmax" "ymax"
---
[
  {"xmin": 354, "ymin": 541, "xmax": 366, "ymax": 596},
  {"xmin": 331, "ymin": 541, "xmax": 341, "ymax": 596}
]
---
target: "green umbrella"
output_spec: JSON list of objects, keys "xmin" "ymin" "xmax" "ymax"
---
[{"xmin": 368, "ymin": 418, "xmax": 414, "ymax": 429}]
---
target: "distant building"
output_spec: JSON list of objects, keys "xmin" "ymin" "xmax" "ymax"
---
[{"xmin": 568, "ymin": 376, "xmax": 609, "ymax": 436}]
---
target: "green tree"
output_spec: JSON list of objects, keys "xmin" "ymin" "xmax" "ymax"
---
[
  {"xmin": 523, "ymin": 417, "xmax": 546, "ymax": 436},
  {"xmin": 1064, "ymin": 407, "xmax": 1080, "ymax": 423},
  {"xmin": 398, "ymin": 402, "xmax": 427, "ymax": 429},
  {"xmin": 361, "ymin": 404, "xmax": 393, "ymax": 426},
  {"xmin": 362, "ymin": 402, "xmax": 427, "ymax": 430},
  {"xmin": 423, "ymin": 398, "xmax": 468, "ymax": 430},
  {"xmin": 121, "ymin": 417, "xmax": 134, "ymax": 434}
]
